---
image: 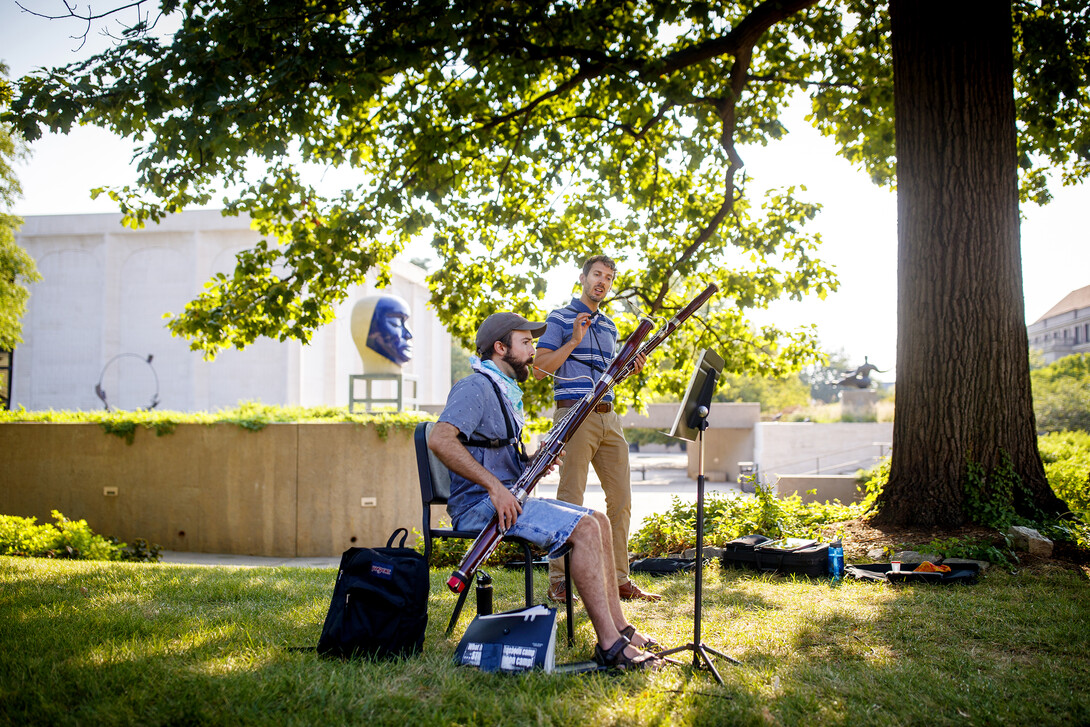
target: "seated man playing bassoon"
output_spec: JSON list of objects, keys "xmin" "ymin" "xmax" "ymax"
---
[{"xmin": 428, "ymin": 311, "xmax": 662, "ymax": 671}]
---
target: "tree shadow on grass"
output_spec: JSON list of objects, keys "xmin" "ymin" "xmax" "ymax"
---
[
  {"xmin": 4, "ymin": 558, "xmax": 1089, "ymax": 726},
  {"xmin": 691, "ymin": 566, "xmax": 1090, "ymax": 726}
]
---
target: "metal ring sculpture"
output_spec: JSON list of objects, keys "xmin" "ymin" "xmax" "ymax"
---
[{"xmin": 94, "ymin": 353, "xmax": 160, "ymax": 411}]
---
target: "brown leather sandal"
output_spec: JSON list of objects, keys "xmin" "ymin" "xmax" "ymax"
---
[
  {"xmin": 621, "ymin": 625, "xmax": 660, "ymax": 652},
  {"xmin": 592, "ymin": 636, "xmax": 662, "ymax": 671}
]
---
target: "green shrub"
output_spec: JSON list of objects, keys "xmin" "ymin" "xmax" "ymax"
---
[
  {"xmin": 0, "ymin": 510, "xmax": 161, "ymax": 562},
  {"xmin": 0, "ymin": 515, "xmax": 57, "ymax": 555},
  {"xmin": 630, "ymin": 484, "xmax": 862, "ymax": 557},
  {"xmin": 1039, "ymin": 430, "xmax": 1090, "ymax": 515},
  {"xmin": 1031, "ymin": 353, "xmax": 1090, "ymax": 433},
  {"xmin": 961, "ymin": 452, "xmax": 1040, "ymax": 530},
  {"xmin": 859, "ymin": 447, "xmax": 1086, "ymax": 526},
  {"xmin": 1041, "ymin": 518, "xmax": 1090, "ymax": 552},
  {"xmin": 413, "ymin": 528, "xmax": 539, "ymax": 568},
  {"xmin": 856, "ymin": 457, "xmax": 890, "ymax": 512},
  {"xmin": 852, "ymin": 439, "xmax": 1090, "ymax": 558},
  {"xmin": 923, "ymin": 534, "xmax": 1019, "ymax": 568}
]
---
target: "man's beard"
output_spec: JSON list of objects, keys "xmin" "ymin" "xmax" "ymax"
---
[{"xmin": 503, "ymin": 350, "xmax": 532, "ymax": 382}]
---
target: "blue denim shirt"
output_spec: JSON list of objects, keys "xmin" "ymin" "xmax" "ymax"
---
[{"xmin": 438, "ymin": 372, "xmax": 525, "ymax": 522}]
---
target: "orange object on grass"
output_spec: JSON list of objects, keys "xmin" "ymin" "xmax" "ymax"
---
[{"xmin": 913, "ymin": 561, "xmax": 951, "ymax": 573}]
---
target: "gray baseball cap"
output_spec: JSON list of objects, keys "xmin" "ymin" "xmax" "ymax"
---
[{"xmin": 475, "ymin": 312, "xmax": 547, "ymax": 356}]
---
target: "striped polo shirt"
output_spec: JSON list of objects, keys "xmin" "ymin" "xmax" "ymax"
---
[{"xmin": 537, "ymin": 298, "xmax": 618, "ymax": 402}]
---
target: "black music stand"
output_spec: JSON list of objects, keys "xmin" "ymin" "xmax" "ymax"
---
[{"xmin": 658, "ymin": 348, "xmax": 740, "ymax": 684}]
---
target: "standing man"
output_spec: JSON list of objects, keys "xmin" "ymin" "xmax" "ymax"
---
[{"xmin": 534, "ymin": 255, "xmax": 662, "ymax": 603}]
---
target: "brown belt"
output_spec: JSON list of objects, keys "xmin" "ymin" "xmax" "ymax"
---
[{"xmin": 555, "ymin": 400, "xmax": 612, "ymax": 413}]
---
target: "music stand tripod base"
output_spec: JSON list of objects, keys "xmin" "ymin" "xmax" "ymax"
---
[
  {"xmin": 659, "ymin": 348, "xmax": 740, "ymax": 684},
  {"xmin": 654, "ymin": 420, "xmax": 742, "ymax": 685}
]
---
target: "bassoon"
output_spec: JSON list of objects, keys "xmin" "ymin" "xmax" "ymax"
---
[{"xmin": 447, "ymin": 282, "xmax": 719, "ymax": 593}]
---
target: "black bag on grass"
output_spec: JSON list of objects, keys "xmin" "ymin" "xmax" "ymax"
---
[
  {"xmin": 720, "ymin": 535, "xmax": 830, "ymax": 577},
  {"xmin": 630, "ymin": 557, "xmax": 696, "ymax": 576},
  {"xmin": 317, "ymin": 528, "xmax": 428, "ymax": 659}
]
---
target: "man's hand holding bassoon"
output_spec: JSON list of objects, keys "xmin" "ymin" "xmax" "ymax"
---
[{"xmin": 487, "ymin": 485, "xmax": 522, "ymax": 532}]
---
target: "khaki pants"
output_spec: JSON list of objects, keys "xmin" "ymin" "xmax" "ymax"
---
[{"xmin": 548, "ymin": 409, "xmax": 632, "ymax": 587}]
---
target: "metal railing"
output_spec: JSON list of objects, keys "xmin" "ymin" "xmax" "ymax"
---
[{"xmin": 767, "ymin": 442, "xmax": 891, "ymax": 476}]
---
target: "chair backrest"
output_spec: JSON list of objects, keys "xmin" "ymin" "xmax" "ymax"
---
[
  {"xmin": 414, "ymin": 421, "xmax": 453, "ymax": 506},
  {"xmin": 414, "ymin": 421, "xmax": 455, "ymax": 565}
]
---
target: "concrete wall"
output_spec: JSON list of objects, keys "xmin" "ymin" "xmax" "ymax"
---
[
  {"xmin": 0, "ymin": 422, "xmax": 421, "ymax": 556},
  {"xmin": 617, "ymin": 401, "xmax": 761, "ymax": 432},
  {"xmin": 695, "ymin": 427, "xmax": 758, "ymax": 481},
  {"xmin": 617, "ymin": 402, "xmax": 761, "ymax": 481},
  {"xmin": 756, "ymin": 421, "xmax": 893, "ymax": 478},
  {"xmin": 775, "ymin": 475, "xmax": 860, "ymax": 503},
  {"xmin": 616, "ymin": 403, "xmax": 885, "ymax": 484}
]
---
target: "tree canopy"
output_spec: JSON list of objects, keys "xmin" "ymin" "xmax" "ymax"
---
[
  {"xmin": 0, "ymin": 63, "xmax": 41, "ymax": 351},
  {"xmin": 4, "ymin": 1, "xmax": 1088, "ymax": 410}
]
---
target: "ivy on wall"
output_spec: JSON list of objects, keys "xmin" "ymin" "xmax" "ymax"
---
[{"xmin": 0, "ymin": 401, "xmax": 438, "ymax": 443}]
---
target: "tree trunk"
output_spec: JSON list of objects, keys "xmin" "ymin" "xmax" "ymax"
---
[{"xmin": 874, "ymin": 0, "xmax": 1066, "ymax": 527}]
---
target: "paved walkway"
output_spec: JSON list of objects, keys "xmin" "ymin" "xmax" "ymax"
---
[
  {"xmin": 160, "ymin": 452, "xmax": 748, "ymax": 568},
  {"xmin": 158, "ymin": 551, "xmax": 342, "ymax": 568}
]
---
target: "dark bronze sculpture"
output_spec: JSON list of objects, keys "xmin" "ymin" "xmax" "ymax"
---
[{"xmin": 836, "ymin": 357, "xmax": 885, "ymax": 389}]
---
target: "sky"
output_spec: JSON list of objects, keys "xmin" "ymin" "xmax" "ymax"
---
[{"xmin": 3, "ymin": 2, "xmax": 1088, "ymax": 381}]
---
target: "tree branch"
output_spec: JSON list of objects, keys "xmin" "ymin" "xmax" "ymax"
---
[
  {"xmin": 16, "ymin": 0, "xmax": 148, "ymax": 22},
  {"xmin": 647, "ymin": 0, "xmax": 820, "ymax": 311},
  {"xmin": 472, "ymin": 63, "xmax": 607, "ymax": 133},
  {"xmin": 15, "ymin": 0, "xmax": 159, "ymax": 49},
  {"xmin": 652, "ymin": 0, "xmax": 821, "ymax": 77},
  {"xmin": 746, "ymin": 73, "xmax": 867, "ymax": 91}
]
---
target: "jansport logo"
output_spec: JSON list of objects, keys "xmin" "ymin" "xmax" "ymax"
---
[{"xmin": 370, "ymin": 562, "xmax": 394, "ymax": 580}]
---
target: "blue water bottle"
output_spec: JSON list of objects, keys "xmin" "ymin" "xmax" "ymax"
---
[{"xmin": 828, "ymin": 541, "xmax": 844, "ymax": 579}]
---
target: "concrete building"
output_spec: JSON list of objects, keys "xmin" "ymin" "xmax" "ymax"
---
[
  {"xmin": 1028, "ymin": 284, "xmax": 1090, "ymax": 364},
  {"xmin": 11, "ymin": 210, "xmax": 451, "ymax": 412}
]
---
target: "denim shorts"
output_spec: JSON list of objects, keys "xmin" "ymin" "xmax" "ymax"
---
[{"xmin": 453, "ymin": 495, "xmax": 592, "ymax": 559}]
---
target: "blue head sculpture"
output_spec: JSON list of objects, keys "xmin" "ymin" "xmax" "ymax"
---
[{"xmin": 366, "ymin": 295, "xmax": 413, "ymax": 365}]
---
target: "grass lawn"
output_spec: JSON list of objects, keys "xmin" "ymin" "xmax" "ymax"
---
[{"xmin": 2, "ymin": 555, "xmax": 1088, "ymax": 726}]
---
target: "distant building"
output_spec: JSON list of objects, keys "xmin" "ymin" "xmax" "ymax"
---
[
  {"xmin": 12, "ymin": 210, "xmax": 451, "ymax": 412},
  {"xmin": 1028, "ymin": 284, "xmax": 1090, "ymax": 364}
]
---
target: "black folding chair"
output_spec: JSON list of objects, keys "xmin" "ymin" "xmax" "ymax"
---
[{"xmin": 413, "ymin": 421, "xmax": 573, "ymax": 645}]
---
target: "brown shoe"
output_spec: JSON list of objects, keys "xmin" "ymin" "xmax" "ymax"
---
[
  {"xmin": 618, "ymin": 581, "xmax": 662, "ymax": 602},
  {"xmin": 547, "ymin": 582, "xmax": 578, "ymax": 603}
]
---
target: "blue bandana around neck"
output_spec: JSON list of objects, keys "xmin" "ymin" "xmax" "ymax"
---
[{"xmin": 470, "ymin": 356, "xmax": 525, "ymax": 427}]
